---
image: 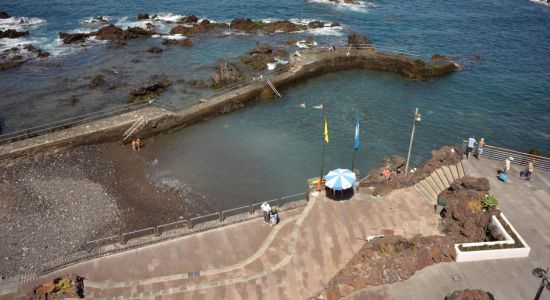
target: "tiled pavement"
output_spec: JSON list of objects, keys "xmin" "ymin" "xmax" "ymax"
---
[
  {"xmin": 346, "ymin": 158, "xmax": 550, "ymax": 300},
  {"xmin": 5, "ymin": 184, "xmax": 440, "ymax": 299}
]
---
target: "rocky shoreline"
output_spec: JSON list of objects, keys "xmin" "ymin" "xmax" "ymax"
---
[{"xmin": 0, "ymin": 141, "xmax": 213, "ymax": 278}]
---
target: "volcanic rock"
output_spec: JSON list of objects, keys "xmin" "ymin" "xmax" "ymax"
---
[
  {"xmin": 89, "ymin": 75, "xmax": 105, "ymax": 87},
  {"xmin": 169, "ymin": 25, "xmax": 202, "ymax": 36},
  {"xmin": 0, "ymin": 58, "xmax": 25, "ymax": 71},
  {"xmin": 308, "ymin": 21, "xmax": 325, "ymax": 29},
  {"xmin": 230, "ymin": 18, "xmax": 258, "ymax": 32},
  {"xmin": 124, "ymin": 26, "xmax": 154, "ymax": 38},
  {"xmin": 23, "ymin": 44, "xmax": 36, "ymax": 51},
  {"xmin": 146, "ymin": 23, "xmax": 156, "ymax": 31},
  {"xmin": 445, "ymin": 289, "xmax": 494, "ymax": 300},
  {"xmin": 36, "ymin": 50, "xmax": 50, "ymax": 58},
  {"xmin": 211, "ymin": 62, "xmax": 242, "ymax": 88},
  {"xmin": 273, "ymin": 48, "xmax": 288, "ymax": 58},
  {"xmin": 0, "ymin": 29, "xmax": 30, "ymax": 39},
  {"xmin": 59, "ymin": 32, "xmax": 90, "ymax": 44},
  {"xmin": 0, "ymin": 11, "xmax": 10, "ymax": 19},
  {"xmin": 263, "ymin": 20, "xmax": 306, "ymax": 33},
  {"xmin": 450, "ymin": 176, "xmax": 490, "ymax": 192},
  {"xmin": 249, "ymin": 44, "xmax": 272, "ymax": 55},
  {"xmin": 330, "ymin": 22, "xmax": 341, "ymax": 27},
  {"xmin": 129, "ymin": 79, "xmax": 172, "ymax": 101},
  {"xmin": 147, "ymin": 46, "xmax": 163, "ymax": 53},
  {"xmin": 137, "ymin": 13, "xmax": 150, "ymax": 20},
  {"xmin": 347, "ymin": 32, "xmax": 370, "ymax": 48},
  {"xmin": 94, "ymin": 25, "xmax": 124, "ymax": 40},
  {"xmin": 240, "ymin": 53, "xmax": 275, "ymax": 70},
  {"xmin": 108, "ymin": 40, "xmax": 127, "ymax": 49},
  {"xmin": 381, "ymin": 155, "xmax": 406, "ymax": 172},
  {"xmin": 162, "ymin": 38, "xmax": 193, "ymax": 47},
  {"xmin": 179, "ymin": 15, "xmax": 199, "ymax": 23},
  {"xmin": 282, "ymin": 38, "xmax": 297, "ymax": 46}
]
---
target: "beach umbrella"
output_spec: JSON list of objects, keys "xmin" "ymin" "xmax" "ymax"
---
[{"xmin": 324, "ymin": 168, "xmax": 356, "ymax": 190}]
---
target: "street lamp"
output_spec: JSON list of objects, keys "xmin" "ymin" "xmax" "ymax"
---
[
  {"xmin": 404, "ymin": 107, "xmax": 421, "ymax": 175},
  {"xmin": 533, "ymin": 266, "xmax": 550, "ymax": 300}
]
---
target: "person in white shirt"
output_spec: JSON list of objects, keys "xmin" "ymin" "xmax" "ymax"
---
[
  {"xmin": 504, "ymin": 156, "xmax": 513, "ymax": 173},
  {"xmin": 261, "ymin": 202, "xmax": 271, "ymax": 224},
  {"xmin": 466, "ymin": 137, "xmax": 476, "ymax": 159}
]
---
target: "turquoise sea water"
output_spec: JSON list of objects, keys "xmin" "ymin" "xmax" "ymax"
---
[{"xmin": 2, "ymin": 0, "xmax": 549, "ymax": 212}]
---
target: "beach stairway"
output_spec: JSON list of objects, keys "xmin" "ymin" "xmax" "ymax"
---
[
  {"xmin": 122, "ymin": 116, "xmax": 146, "ymax": 141},
  {"xmin": 266, "ymin": 80, "xmax": 282, "ymax": 97},
  {"xmin": 415, "ymin": 161, "xmax": 466, "ymax": 203}
]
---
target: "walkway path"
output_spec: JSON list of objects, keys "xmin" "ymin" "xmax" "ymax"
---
[
  {"xmin": 5, "ymin": 185, "xmax": 440, "ymax": 299},
  {"xmin": 346, "ymin": 158, "xmax": 550, "ymax": 300}
]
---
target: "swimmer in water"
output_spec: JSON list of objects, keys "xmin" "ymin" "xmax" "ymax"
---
[
  {"xmin": 299, "ymin": 102, "xmax": 306, "ymax": 108},
  {"xmin": 313, "ymin": 104, "xmax": 324, "ymax": 109}
]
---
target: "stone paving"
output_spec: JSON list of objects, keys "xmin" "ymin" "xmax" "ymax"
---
[
  {"xmin": 3, "ymin": 184, "xmax": 440, "ymax": 299},
  {"xmin": 346, "ymin": 158, "xmax": 550, "ymax": 300}
]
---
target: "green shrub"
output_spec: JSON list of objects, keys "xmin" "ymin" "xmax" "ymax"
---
[
  {"xmin": 529, "ymin": 149, "xmax": 541, "ymax": 156},
  {"xmin": 467, "ymin": 199, "xmax": 482, "ymax": 213},
  {"xmin": 55, "ymin": 276, "xmax": 72, "ymax": 291},
  {"xmin": 482, "ymin": 195, "xmax": 499, "ymax": 209},
  {"xmin": 379, "ymin": 241, "xmax": 395, "ymax": 254}
]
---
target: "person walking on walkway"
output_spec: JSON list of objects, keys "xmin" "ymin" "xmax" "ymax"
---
[
  {"xmin": 476, "ymin": 137, "xmax": 485, "ymax": 160},
  {"xmin": 466, "ymin": 137, "xmax": 476, "ymax": 159},
  {"xmin": 504, "ymin": 156, "xmax": 513, "ymax": 173},
  {"xmin": 270, "ymin": 208, "xmax": 279, "ymax": 226},
  {"xmin": 261, "ymin": 202, "xmax": 271, "ymax": 224},
  {"xmin": 521, "ymin": 161, "xmax": 534, "ymax": 180}
]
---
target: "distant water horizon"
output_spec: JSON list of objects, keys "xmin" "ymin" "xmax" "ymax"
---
[{"xmin": 2, "ymin": 0, "xmax": 549, "ymax": 211}]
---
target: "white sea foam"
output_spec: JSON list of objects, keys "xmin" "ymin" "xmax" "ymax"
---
[
  {"xmin": 81, "ymin": 16, "xmax": 110, "ymax": 25},
  {"xmin": 296, "ymin": 40, "xmax": 318, "ymax": 48},
  {"xmin": 307, "ymin": 25, "xmax": 343, "ymax": 36},
  {"xmin": 530, "ymin": 0, "xmax": 550, "ymax": 6},
  {"xmin": 308, "ymin": 0, "xmax": 373, "ymax": 13},
  {"xmin": 0, "ymin": 16, "xmax": 46, "ymax": 31},
  {"xmin": 153, "ymin": 13, "xmax": 185, "ymax": 23},
  {"xmin": 267, "ymin": 58, "xmax": 289, "ymax": 70},
  {"xmin": 164, "ymin": 34, "xmax": 187, "ymax": 40}
]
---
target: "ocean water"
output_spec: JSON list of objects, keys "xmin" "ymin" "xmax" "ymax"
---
[{"xmin": 2, "ymin": 0, "xmax": 549, "ymax": 212}]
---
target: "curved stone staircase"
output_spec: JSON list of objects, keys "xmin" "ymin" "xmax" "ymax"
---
[{"xmin": 415, "ymin": 161, "xmax": 466, "ymax": 203}]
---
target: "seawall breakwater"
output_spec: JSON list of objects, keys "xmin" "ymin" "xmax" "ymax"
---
[{"xmin": 0, "ymin": 47, "xmax": 459, "ymax": 165}]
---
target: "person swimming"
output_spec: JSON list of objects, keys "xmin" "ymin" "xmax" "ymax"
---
[
  {"xmin": 313, "ymin": 104, "xmax": 324, "ymax": 109},
  {"xmin": 299, "ymin": 102, "xmax": 306, "ymax": 108}
]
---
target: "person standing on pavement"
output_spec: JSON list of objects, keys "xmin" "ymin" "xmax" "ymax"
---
[
  {"xmin": 466, "ymin": 137, "xmax": 476, "ymax": 159},
  {"xmin": 261, "ymin": 202, "xmax": 271, "ymax": 224},
  {"xmin": 504, "ymin": 156, "xmax": 513, "ymax": 173}
]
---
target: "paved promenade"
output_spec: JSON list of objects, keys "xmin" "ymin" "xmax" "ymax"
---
[
  {"xmin": 5, "ymin": 185, "xmax": 439, "ymax": 299},
  {"xmin": 347, "ymin": 158, "xmax": 550, "ymax": 300}
]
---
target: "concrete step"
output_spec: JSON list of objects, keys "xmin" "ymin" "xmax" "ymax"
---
[
  {"xmin": 449, "ymin": 163, "xmax": 460, "ymax": 180},
  {"xmin": 415, "ymin": 183, "xmax": 436, "ymax": 203},
  {"xmin": 419, "ymin": 180, "xmax": 438, "ymax": 201},
  {"xmin": 435, "ymin": 168, "xmax": 450, "ymax": 188},
  {"xmin": 441, "ymin": 165, "xmax": 455, "ymax": 185},
  {"xmin": 429, "ymin": 173, "xmax": 446, "ymax": 194},
  {"xmin": 457, "ymin": 161, "xmax": 465, "ymax": 178},
  {"xmin": 425, "ymin": 176, "xmax": 443, "ymax": 196}
]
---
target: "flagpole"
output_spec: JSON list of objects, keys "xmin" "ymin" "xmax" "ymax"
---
[
  {"xmin": 320, "ymin": 113, "xmax": 327, "ymax": 185},
  {"xmin": 351, "ymin": 148, "xmax": 357, "ymax": 171},
  {"xmin": 351, "ymin": 111, "xmax": 359, "ymax": 171}
]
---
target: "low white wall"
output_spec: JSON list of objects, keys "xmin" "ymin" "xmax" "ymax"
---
[{"xmin": 455, "ymin": 213, "xmax": 530, "ymax": 262}]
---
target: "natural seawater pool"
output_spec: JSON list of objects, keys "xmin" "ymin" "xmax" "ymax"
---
[{"xmin": 1, "ymin": 0, "xmax": 549, "ymax": 212}]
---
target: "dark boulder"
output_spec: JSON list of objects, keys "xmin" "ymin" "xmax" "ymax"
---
[
  {"xmin": 179, "ymin": 15, "xmax": 198, "ymax": 23},
  {"xmin": 330, "ymin": 22, "xmax": 341, "ymax": 27},
  {"xmin": 451, "ymin": 176, "xmax": 490, "ymax": 192},
  {"xmin": 137, "ymin": 13, "xmax": 150, "ymax": 20},
  {"xmin": 249, "ymin": 44, "xmax": 272, "ymax": 55},
  {"xmin": 36, "ymin": 49, "xmax": 50, "ymax": 58},
  {"xmin": 381, "ymin": 155, "xmax": 406, "ymax": 172},
  {"xmin": 23, "ymin": 44, "xmax": 36, "ymax": 51},
  {"xmin": 445, "ymin": 289, "xmax": 494, "ymax": 300},
  {"xmin": 240, "ymin": 54, "xmax": 275, "ymax": 70},
  {"xmin": 0, "ymin": 59, "xmax": 25, "ymax": 71},
  {"xmin": 94, "ymin": 25, "xmax": 124, "ymax": 40},
  {"xmin": 263, "ymin": 20, "xmax": 306, "ymax": 33},
  {"xmin": 147, "ymin": 46, "xmax": 163, "ymax": 53},
  {"xmin": 0, "ymin": 29, "xmax": 30, "ymax": 39},
  {"xmin": 59, "ymin": 32, "xmax": 90, "ymax": 44},
  {"xmin": 198, "ymin": 19, "xmax": 229, "ymax": 30},
  {"xmin": 146, "ymin": 23, "xmax": 156, "ymax": 31},
  {"xmin": 308, "ymin": 21, "xmax": 324, "ymax": 29},
  {"xmin": 161, "ymin": 38, "xmax": 193, "ymax": 47},
  {"xmin": 108, "ymin": 40, "xmax": 127, "ymax": 49},
  {"xmin": 211, "ymin": 62, "xmax": 242, "ymax": 88},
  {"xmin": 129, "ymin": 79, "xmax": 172, "ymax": 101},
  {"xmin": 89, "ymin": 75, "xmax": 105, "ymax": 87},
  {"xmin": 0, "ymin": 11, "xmax": 10, "ymax": 19},
  {"xmin": 169, "ymin": 25, "xmax": 203, "ymax": 36},
  {"xmin": 282, "ymin": 38, "xmax": 297, "ymax": 46},
  {"xmin": 230, "ymin": 18, "xmax": 258, "ymax": 32},
  {"xmin": 347, "ymin": 32, "xmax": 370, "ymax": 48},
  {"xmin": 273, "ymin": 48, "xmax": 288, "ymax": 58}
]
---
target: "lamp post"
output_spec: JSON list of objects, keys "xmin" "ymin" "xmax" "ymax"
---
[
  {"xmin": 404, "ymin": 107, "xmax": 422, "ymax": 175},
  {"xmin": 533, "ymin": 266, "xmax": 550, "ymax": 300}
]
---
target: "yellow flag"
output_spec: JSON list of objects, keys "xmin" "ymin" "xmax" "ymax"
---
[{"xmin": 324, "ymin": 115, "xmax": 329, "ymax": 143}]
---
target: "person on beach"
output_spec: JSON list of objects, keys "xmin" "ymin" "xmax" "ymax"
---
[
  {"xmin": 131, "ymin": 139, "xmax": 137, "ymax": 151},
  {"xmin": 520, "ymin": 161, "xmax": 534, "ymax": 180},
  {"xmin": 382, "ymin": 166, "xmax": 391, "ymax": 179},
  {"xmin": 261, "ymin": 202, "xmax": 271, "ymax": 224},
  {"xmin": 313, "ymin": 104, "xmax": 324, "ymax": 109},
  {"xmin": 466, "ymin": 137, "xmax": 476, "ymax": 159},
  {"xmin": 270, "ymin": 208, "xmax": 279, "ymax": 226},
  {"xmin": 503, "ymin": 156, "xmax": 513, "ymax": 173},
  {"xmin": 136, "ymin": 138, "xmax": 141, "ymax": 151},
  {"xmin": 476, "ymin": 137, "xmax": 485, "ymax": 160}
]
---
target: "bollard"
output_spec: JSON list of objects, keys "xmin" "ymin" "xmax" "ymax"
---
[
  {"xmin": 249, "ymin": 204, "xmax": 254, "ymax": 215},
  {"xmin": 219, "ymin": 211, "xmax": 224, "ymax": 222},
  {"xmin": 154, "ymin": 227, "xmax": 160, "ymax": 237}
]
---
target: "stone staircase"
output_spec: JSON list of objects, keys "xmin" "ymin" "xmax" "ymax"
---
[{"xmin": 415, "ymin": 161, "xmax": 466, "ymax": 203}]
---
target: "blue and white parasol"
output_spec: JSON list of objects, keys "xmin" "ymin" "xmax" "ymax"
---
[{"xmin": 324, "ymin": 168, "xmax": 356, "ymax": 190}]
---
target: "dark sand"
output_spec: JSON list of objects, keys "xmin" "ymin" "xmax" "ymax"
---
[{"xmin": 0, "ymin": 140, "xmax": 213, "ymax": 278}]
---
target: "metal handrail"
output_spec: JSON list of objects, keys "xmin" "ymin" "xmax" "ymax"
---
[{"xmin": 461, "ymin": 140, "xmax": 550, "ymax": 171}]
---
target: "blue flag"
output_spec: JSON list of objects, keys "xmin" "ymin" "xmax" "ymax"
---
[{"xmin": 353, "ymin": 112, "xmax": 360, "ymax": 151}]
